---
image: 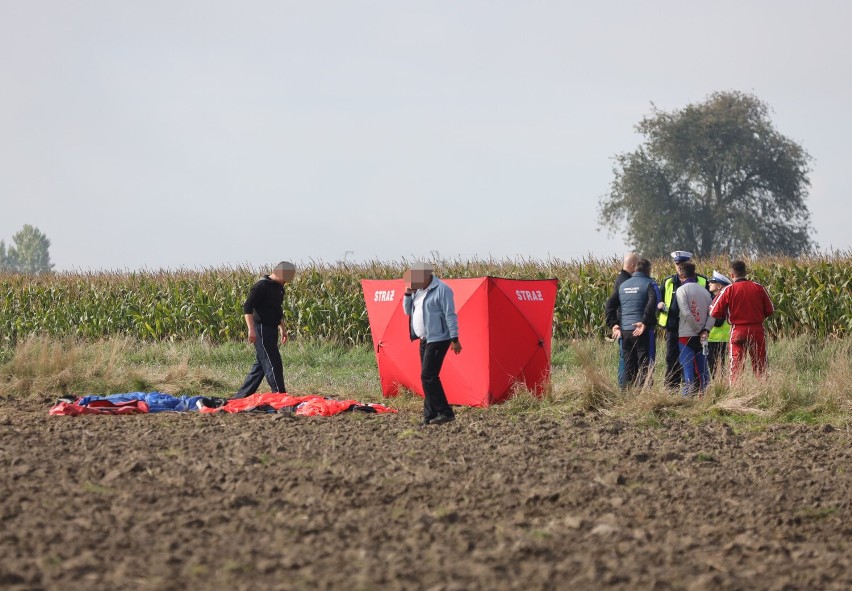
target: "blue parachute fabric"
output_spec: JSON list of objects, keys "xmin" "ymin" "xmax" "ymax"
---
[{"xmin": 76, "ymin": 392, "xmax": 209, "ymax": 413}]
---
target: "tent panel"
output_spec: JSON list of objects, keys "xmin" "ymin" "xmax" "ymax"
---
[
  {"xmin": 362, "ymin": 279, "xmax": 407, "ymax": 344},
  {"xmin": 439, "ymin": 278, "xmax": 491, "ymax": 406},
  {"xmin": 485, "ymin": 279, "xmax": 546, "ymax": 403},
  {"xmin": 492, "ymin": 278, "xmax": 558, "ymax": 345},
  {"xmin": 362, "ymin": 277, "xmax": 557, "ymax": 407}
]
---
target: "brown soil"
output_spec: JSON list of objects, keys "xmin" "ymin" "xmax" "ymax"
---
[{"xmin": 1, "ymin": 401, "xmax": 850, "ymax": 591}]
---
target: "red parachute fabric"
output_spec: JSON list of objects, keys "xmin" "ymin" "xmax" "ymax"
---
[
  {"xmin": 49, "ymin": 399, "xmax": 150, "ymax": 416},
  {"xmin": 362, "ymin": 277, "xmax": 558, "ymax": 407},
  {"xmin": 198, "ymin": 392, "xmax": 397, "ymax": 416}
]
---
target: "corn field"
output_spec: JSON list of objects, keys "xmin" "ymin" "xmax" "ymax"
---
[{"xmin": 1, "ymin": 256, "xmax": 850, "ymax": 344}]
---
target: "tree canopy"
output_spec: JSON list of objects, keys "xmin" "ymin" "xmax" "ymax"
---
[
  {"xmin": 1, "ymin": 225, "xmax": 54, "ymax": 274},
  {"xmin": 598, "ymin": 91, "xmax": 815, "ymax": 258}
]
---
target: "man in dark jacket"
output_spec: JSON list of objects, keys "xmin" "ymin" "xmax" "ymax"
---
[
  {"xmin": 616, "ymin": 258, "xmax": 659, "ymax": 388},
  {"xmin": 234, "ymin": 261, "xmax": 295, "ymax": 398},
  {"xmin": 604, "ymin": 252, "xmax": 639, "ymax": 388}
]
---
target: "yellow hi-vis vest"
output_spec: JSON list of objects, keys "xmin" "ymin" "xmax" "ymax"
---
[
  {"xmin": 708, "ymin": 292, "xmax": 731, "ymax": 342},
  {"xmin": 658, "ymin": 275, "xmax": 708, "ymax": 327},
  {"xmin": 709, "ymin": 319, "xmax": 731, "ymax": 342}
]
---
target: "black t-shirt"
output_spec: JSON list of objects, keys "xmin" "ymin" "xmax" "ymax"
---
[{"xmin": 242, "ymin": 276, "xmax": 285, "ymax": 326}]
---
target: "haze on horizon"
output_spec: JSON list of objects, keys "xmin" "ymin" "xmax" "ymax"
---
[{"xmin": 2, "ymin": 1, "xmax": 850, "ymax": 271}]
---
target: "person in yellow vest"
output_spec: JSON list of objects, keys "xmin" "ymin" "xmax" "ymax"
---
[
  {"xmin": 657, "ymin": 251, "xmax": 710, "ymax": 389},
  {"xmin": 707, "ymin": 270, "xmax": 732, "ymax": 376}
]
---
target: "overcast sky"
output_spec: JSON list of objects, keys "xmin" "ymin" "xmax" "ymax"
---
[{"xmin": 1, "ymin": 0, "xmax": 850, "ymax": 271}]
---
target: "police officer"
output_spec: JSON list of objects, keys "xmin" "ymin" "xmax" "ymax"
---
[
  {"xmin": 657, "ymin": 251, "xmax": 710, "ymax": 389},
  {"xmin": 707, "ymin": 270, "xmax": 733, "ymax": 376},
  {"xmin": 235, "ymin": 261, "xmax": 295, "ymax": 398}
]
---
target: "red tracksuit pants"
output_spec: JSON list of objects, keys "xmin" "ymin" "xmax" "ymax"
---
[{"xmin": 729, "ymin": 324, "xmax": 767, "ymax": 382}]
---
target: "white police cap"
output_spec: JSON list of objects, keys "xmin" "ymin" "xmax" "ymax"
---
[{"xmin": 710, "ymin": 270, "xmax": 732, "ymax": 285}]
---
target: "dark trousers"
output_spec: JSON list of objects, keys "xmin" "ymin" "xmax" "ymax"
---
[
  {"xmin": 420, "ymin": 339, "xmax": 453, "ymax": 419},
  {"xmin": 622, "ymin": 330, "xmax": 652, "ymax": 388},
  {"xmin": 235, "ymin": 323, "xmax": 286, "ymax": 398},
  {"xmin": 708, "ymin": 342, "xmax": 728, "ymax": 377},
  {"xmin": 664, "ymin": 330, "xmax": 682, "ymax": 389}
]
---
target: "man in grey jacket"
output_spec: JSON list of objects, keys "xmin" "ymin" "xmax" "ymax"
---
[
  {"xmin": 402, "ymin": 262, "xmax": 462, "ymax": 425},
  {"xmin": 675, "ymin": 263, "xmax": 716, "ymax": 396},
  {"xmin": 615, "ymin": 258, "xmax": 658, "ymax": 388}
]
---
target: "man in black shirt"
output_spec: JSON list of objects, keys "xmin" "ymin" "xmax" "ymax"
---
[{"xmin": 234, "ymin": 261, "xmax": 295, "ymax": 398}]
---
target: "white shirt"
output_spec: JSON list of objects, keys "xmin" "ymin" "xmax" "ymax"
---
[{"xmin": 411, "ymin": 289, "xmax": 428, "ymax": 338}]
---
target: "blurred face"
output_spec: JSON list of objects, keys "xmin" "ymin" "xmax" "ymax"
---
[
  {"xmin": 709, "ymin": 282, "xmax": 722, "ymax": 294},
  {"xmin": 272, "ymin": 267, "xmax": 296, "ymax": 284},
  {"xmin": 623, "ymin": 253, "xmax": 638, "ymax": 273},
  {"xmin": 405, "ymin": 269, "xmax": 432, "ymax": 290}
]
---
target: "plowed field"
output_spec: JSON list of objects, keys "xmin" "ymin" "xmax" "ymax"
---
[{"xmin": 1, "ymin": 403, "xmax": 850, "ymax": 590}]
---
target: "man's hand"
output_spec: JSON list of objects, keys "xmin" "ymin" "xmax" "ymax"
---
[
  {"xmin": 633, "ymin": 322, "xmax": 646, "ymax": 337},
  {"xmin": 612, "ymin": 325, "xmax": 621, "ymax": 340},
  {"xmin": 450, "ymin": 340, "xmax": 462, "ymax": 355},
  {"xmin": 247, "ymin": 327, "xmax": 257, "ymax": 344},
  {"xmin": 280, "ymin": 331, "xmax": 288, "ymax": 345}
]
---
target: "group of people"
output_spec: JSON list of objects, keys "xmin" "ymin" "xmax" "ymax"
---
[
  {"xmin": 235, "ymin": 253, "xmax": 775, "ymax": 425},
  {"xmin": 605, "ymin": 251, "xmax": 775, "ymax": 395},
  {"xmin": 237, "ymin": 261, "xmax": 461, "ymax": 426}
]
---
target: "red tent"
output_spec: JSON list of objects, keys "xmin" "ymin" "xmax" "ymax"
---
[{"xmin": 361, "ymin": 277, "xmax": 558, "ymax": 407}]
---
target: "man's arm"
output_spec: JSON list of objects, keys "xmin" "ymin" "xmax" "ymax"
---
[
  {"xmin": 442, "ymin": 289, "xmax": 459, "ymax": 339},
  {"xmin": 441, "ymin": 286, "xmax": 462, "ymax": 354},
  {"xmin": 604, "ymin": 284, "xmax": 620, "ymax": 329},
  {"xmin": 761, "ymin": 284, "xmax": 774, "ymax": 318},
  {"xmin": 242, "ymin": 281, "xmax": 261, "ymax": 343},
  {"xmin": 642, "ymin": 284, "xmax": 659, "ymax": 329},
  {"xmin": 710, "ymin": 286, "xmax": 729, "ymax": 320},
  {"xmin": 279, "ymin": 318, "xmax": 288, "ymax": 344},
  {"xmin": 244, "ymin": 314, "xmax": 256, "ymax": 343}
]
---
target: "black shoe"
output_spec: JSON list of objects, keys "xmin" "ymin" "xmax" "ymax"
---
[
  {"xmin": 429, "ymin": 414, "xmax": 455, "ymax": 425},
  {"xmin": 419, "ymin": 416, "xmax": 436, "ymax": 426}
]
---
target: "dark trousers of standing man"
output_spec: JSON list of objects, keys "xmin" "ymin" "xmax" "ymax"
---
[
  {"xmin": 420, "ymin": 339, "xmax": 454, "ymax": 420},
  {"xmin": 707, "ymin": 342, "xmax": 728, "ymax": 377},
  {"xmin": 622, "ymin": 330, "xmax": 652, "ymax": 388},
  {"xmin": 235, "ymin": 323, "xmax": 286, "ymax": 398},
  {"xmin": 664, "ymin": 330, "xmax": 682, "ymax": 389}
]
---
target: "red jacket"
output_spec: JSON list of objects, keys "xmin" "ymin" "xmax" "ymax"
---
[{"xmin": 710, "ymin": 278, "xmax": 774, "ymax": 326}]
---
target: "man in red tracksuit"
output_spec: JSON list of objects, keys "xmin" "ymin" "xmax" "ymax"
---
[{"xmin": 709, "ymin": 260, "xmax": 774, "ymax": 382}]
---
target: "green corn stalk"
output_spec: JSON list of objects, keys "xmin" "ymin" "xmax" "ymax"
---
[{"xmin": 1, "ymin": 255, "xmax": 850, "ymax": 344}]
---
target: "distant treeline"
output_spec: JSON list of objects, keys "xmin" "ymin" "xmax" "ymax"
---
[{"xmin": 2, "ymin": 256, "xmax": 850, "ymax": 344}]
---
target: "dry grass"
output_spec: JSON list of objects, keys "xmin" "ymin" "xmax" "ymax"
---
[
  {"xmin": 1, "ymin": 336, "xmax": 850, "ymax": 426},
  {"xmin": 0, "ymin": 337, "xmax": 226, "ymax": 400}
]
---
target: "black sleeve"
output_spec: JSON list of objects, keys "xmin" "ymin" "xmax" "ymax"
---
[
  {"xmin": 642, "ymin": 284, "xmax": 658, "ymax": 328},
  {"xmin": 714, "ymin": 317, "xmax": 724, "ymax": 328},
  {"xmin": 666, "ymin": 288, "xmax": 680, "ymax": 330},
  {"xmin": 242, "ymin": 281, "xmax": 262, "ymax": 314},
  {"xmin": 604, "ymin": 285, "xmax": 620, "ymax": 328}
]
